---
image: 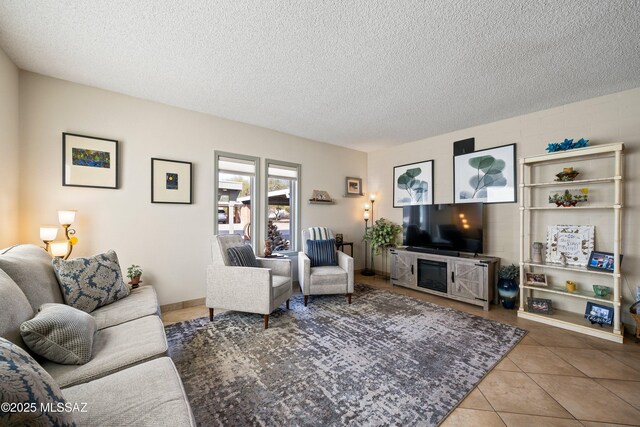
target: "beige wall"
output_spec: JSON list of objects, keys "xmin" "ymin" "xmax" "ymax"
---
[
  {"xmin": 18, "ymin": 72, "xmax": 368, "ymax": 305},
  {"xmin": 368, "ymin": 87, "xmax": 640, "ymax": 323},
  {"xmin": 0, "ymin": 47, "xmax": 20, "ymax": 247}
]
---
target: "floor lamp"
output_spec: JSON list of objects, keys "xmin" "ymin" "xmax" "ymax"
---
[{"xmin": 361, "ymin": 207, "xmax": 374, "ymax": 276}]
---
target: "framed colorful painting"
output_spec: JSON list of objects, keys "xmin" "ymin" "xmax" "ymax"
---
[
  {"xmin": 62, "ymin": 133, "xmax": 118, "ymax": 188},
  {"xmin": 151, "ymin": 158, "xmax": 193, "ymax": 204}
]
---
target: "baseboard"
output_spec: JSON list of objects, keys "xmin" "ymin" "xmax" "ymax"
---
[{"xmin": 161, "ymin": 297, "xmax": 206, "ymax": 313}]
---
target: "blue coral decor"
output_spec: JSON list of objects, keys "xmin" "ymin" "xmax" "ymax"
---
[{"xmin": 546, "ymin": 138, "xmax": 589, "ymax": 153}]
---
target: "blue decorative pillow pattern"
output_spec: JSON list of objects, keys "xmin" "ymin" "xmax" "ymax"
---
[
  {"xmin": 0, "ymin": 337, "xmax": 76, "ymax": 426},
  {"xmin": 52, "ymin": 250, "xmax": 130, "ymax": 313},
  {"xmin": 306, "ymin": 239, "xmax": 337, "ymax": 267},
  {"xmin": 227, "ymin": 245, "xmax": 260, "ymax": 268}
]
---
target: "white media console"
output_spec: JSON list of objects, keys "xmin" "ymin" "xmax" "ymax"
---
[{"xmin": 390, "ymin": 247, "xmax": 499, "ymax": 310}]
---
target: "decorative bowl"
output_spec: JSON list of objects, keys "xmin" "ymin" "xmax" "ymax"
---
[
  {"xmin": 593, "ymin": 285, "xmax": 611, "ymax": 298},
  {"xmin": 555, "ymin": 170, "xmax": 580, "ymax": 181}
]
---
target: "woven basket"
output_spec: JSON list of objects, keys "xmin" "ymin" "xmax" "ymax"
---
[{"xmin": 631, "ymin": 302, "xmax": 640, "ymax": 341}]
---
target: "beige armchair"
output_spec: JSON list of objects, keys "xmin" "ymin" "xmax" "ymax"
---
[
  {"xmin": 298, "ymin": 228, "xmax": 354, "ymax": 306},
  {"xmin": 206, "ymin": 234, "xmax": 292, "ymax": 329}
]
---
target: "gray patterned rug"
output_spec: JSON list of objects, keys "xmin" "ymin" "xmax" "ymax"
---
[{"xmin": 165, "ymin": 284, "xmax": 526, "ymax": 426}]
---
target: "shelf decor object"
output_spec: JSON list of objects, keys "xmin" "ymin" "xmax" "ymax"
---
[
  {"xmin": 308, "ymin": 190, "xmax": 335, "ymax": 204},
  {"xmin": 518, "ymin": 142, "xmax": 624, "ymax": 343},
  {"xmin": 548, "ymin": 188, "xmax": 589, "ymax": 207},
  {"xmin": 555, "ymin": 167, "xmax": 579, "ymax": 182},
  {"xmin": 528, "ymin": 298, "xmax": 553, "ymax": 314},
  {"xmin": 393, "ymin": 160, "xmax": 434, "ymax": 207},
  {"xmin": 151, "ymin": 158, "xmax": 193, "ymax": 204},
  {"xmin": 545, "ymin": 225, "xmax": 594, "ymax": 267},
  {"xmin": 454, "ymin": 143, "xmax": 516, "ymax": 204},
  {"xmin": 587, "ymin": 250, "xmax": 622, "ymax": 272},
  {"xmin": 525, "ymin": 272, "xmax": 547, "ymax": 286},
  {"xmin": 546, "ymin": 138, "xmax": 589, "ymax": 153},
  {"xmin": 62, "ymin": 132, "xmax": 118, "ymax": 189}
]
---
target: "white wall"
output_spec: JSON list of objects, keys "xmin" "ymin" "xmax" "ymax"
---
[
  {"xmin": 0, "ymin": 47, "xmax": 19, "ymax": 247},
  {"xmin": 368, "ymin": 87, "xmax": 640, "ymax": 323},
  {"xmin": 18, "ymin": 72, "xmax": 368, "ymax": 305}
]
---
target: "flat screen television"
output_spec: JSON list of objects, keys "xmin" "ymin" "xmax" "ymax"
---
[{"xmin": 403, "ymin": 203, "xmax": 484, "ymax": 255}]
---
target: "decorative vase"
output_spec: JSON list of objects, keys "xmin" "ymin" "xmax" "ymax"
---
[
  {"xmin": 532, "ymin": 242, "xmax": 544, "ymax": 263},
  {"xmin": 498, "ymin": 278, "xmax": 519, "ymax": 309}
]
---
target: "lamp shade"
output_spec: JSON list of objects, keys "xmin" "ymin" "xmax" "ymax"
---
[
  {"xmin": 39, "ymin": 226, "xmax": 58, "ymax": 241},
  {"xmin": 369, "ymin": 193, "xmax": 376, "ymax": 202},
  {"xmin": 363, "ymin": 210, "xmax": 370, "ymax": 220},
  {"xmin": 58, "ymin": 210, "xmax": 76, "ymax": 225},
  {"xmin": 50, "ymin": 241, "xmax": 69, "ymax": 257}
]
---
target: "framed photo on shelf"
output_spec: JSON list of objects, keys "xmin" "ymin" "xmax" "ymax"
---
[
  {"xmin": 393, "ymin": 160, "xmax": 434, "ymax": 207},
  {"xmin": 345, "ymin": 177, "xmax": 363, "ymax": 196},
  {"xmin": 525, "ymin": 273, "xmax": 548, "ymax": 287},
  {"xmin": 62, "ymin": 133, "xmax": 118, "ymax": 189},
  {"xmin": 453, "ymin": 143, "xmax": 516, "ymax": 204},
  {"xmin": 587, "ymin": 251, "xmax": 623, "ymax": 272},
  {"xmin": 584, "ymin": 302, "xmax": 613, "ymax": 326},
  {"xmin": 545, "ymin": 225, "xmax": 595, "ymax": 267},
  {"xmin": 528, "ymin": 298, "xmax": 553, "ymax": 314},
  {"xmin": 151, "ymin": 158, "xmax": 193, "ymax": 204}
]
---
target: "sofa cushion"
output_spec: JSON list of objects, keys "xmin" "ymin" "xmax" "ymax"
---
[
  {"xmin": 21, "ymin": 303, "xmax": 96, "ymax": 365},
  {"xmin": 91, "ymin": 285, "xmax": 160, "ymax": 330},
  {"xmin": 272, "ymin": 275, "xmax": 291, "ymax": 299},
  {"xmin": 63, "ymin": 357, "xmax": 195, "ymax": 426},
  {"xmin": 0, "ymin": 244, "xmax": 65, "ymax": 312},
  {"xmin": 42, "ymin": 315, "xmax": 167, "ymax": 388},
  {"xmin": 309, "ymin": 265, "xmax": 348, "ymax": 288},
  {"xmin": 307, "ymin": 226, "xmax": 331, "ymax": 240},
  {"xmin": 0, "ymin": 269, "xmax": 34, "ymax": 350},
  {"xmin": 227, "ymin": 245, "xmax": 260, "ymax": 267},
  {"xmin": 306, "ymin": 239, "xmax": 337, "ymax": 267},
  {"xmin": 52, "ymin": 249, "xmax": 130, "ymax": 313},
  {"xmin": 0, "ymin": 337, "xmax": 75, "ymax": 427}
]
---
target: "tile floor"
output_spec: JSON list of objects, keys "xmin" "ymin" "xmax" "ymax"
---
[{"xmin": 162, "ymin": 273, "xmax": 640, "ymax": 426}]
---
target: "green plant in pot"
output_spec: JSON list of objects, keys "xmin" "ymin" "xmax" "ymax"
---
[
  {"xmin": 364, "ymin": 218, "xmax": 402, "ymax": 277},
  {"xmin": 127, "ymin": 264, "xmax": 143, "ymax": 288},
  {"xmin": 497, "ymin": 264, "xmax": 519, "ymax": 309}
]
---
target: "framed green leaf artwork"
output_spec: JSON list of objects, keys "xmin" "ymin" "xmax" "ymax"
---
[
  {"xmin": 393, "ymin": 160, "xmax": 434, "ymax": 207},
  {"xmin": 453, "ymin": 143, "xmax": 516, "ymax": 204}
]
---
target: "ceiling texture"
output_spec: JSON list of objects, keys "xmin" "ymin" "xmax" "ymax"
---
[{"xmin": 1, "ymin": 1, "xmax": 639, "ymax": 152}]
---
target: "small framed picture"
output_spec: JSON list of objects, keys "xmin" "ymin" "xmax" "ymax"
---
[
  {"xmin": 151, "ymin": 158, "xmax": 193, "ymax": 204},
  {"xmin": 587, "ymin": 251, "xmax": 623, "ymax": 272},
  {"xmin": 525, "ymin": 273, "xmax": 548, "ymax": 287},
  {"xmin": 528, "ymin": 298, "xmax": 553, "ymax": 314},
  {"xmin": 62, "ymin": 133, "xmax": 118, "ymax": 189},
  {"xmin": 345, "ymin": 177, "xmax": 363, "ymax": 196},
  {"xmin": 584, "ymin": 302, "xmax": 614, "ymax": 326}
]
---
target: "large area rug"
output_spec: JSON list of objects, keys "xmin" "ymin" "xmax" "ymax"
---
[{"xmin": 166, "ymin": 284, "xmax": 526, "ymax": 426}]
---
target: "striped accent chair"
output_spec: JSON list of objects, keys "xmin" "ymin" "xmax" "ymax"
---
[
  {"xmin": 206, "ymin": 234, "xmax": 292, "ymax": 329},
  {"xmin": 298, "ymin": 227, "xmax": 354, "ymax": 306}
]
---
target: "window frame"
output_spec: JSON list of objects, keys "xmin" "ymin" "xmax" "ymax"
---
[{"xmin": 264, "ymin": 159, "xmax": 301, "ymax": 254}]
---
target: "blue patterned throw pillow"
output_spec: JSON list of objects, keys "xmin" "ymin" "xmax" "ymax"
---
[
  {"xmin": 227, "ymin": 245, "xmax": 260, "ymax": 267},
  {"xmin": 52, "ymin": 250, "xmax": 130, "ymax": 313},
  {"xmin": 0, "ymin": 337, "xmax": 76, "ymax": 426},
  {"xmin": 306, "ymin": 239, "xmax": 337, "ymax": 267}
]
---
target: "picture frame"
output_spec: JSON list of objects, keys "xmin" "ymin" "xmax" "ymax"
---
[
  {"xmin": 62, "ymin": 132, "xmax": 118, "ymax": 189},
  {"xmin": 584, "ymin": 302, "xmax": 614, "ymax": 326},
  {"xmin": 345, "ymin": 177, "xmax": 363, "ymax": 196},
  {"xmin": 453, "ymin": 143, "xmax": 516, "ymax": 204},
  {"xmin": 545, "ymin": 225, "xmax": 594, "ymax": 267},
  {"xmin": 587, "ymin": 251, "xmax": 623, "ymax": 272},
  {"xmin": 151, "ymin": 158, "xmax": 193, "ymax": 204},
  {"xmin": 528, "ymin": 298, "xmax": 553, "ymax": 314},
  {"xmin": 525, "ymin": 272, "xmax": 548, "ymax": 287},
  {"xmin": 393, "ymin": 160, "xmax": 434, "ymax": 207}
]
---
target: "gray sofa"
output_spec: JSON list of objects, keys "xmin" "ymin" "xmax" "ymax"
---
[{"xmin": 0, "ymin": 244, "xmax": 195, "ymax": 426}]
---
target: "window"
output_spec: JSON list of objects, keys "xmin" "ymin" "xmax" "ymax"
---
[
  {"xmin": 265, "ymin": 160, "xmax": 300, "ymax": 253},
  {"xmin": 214, "ymin": 152, "xmax": 259, "ymax": 247}
]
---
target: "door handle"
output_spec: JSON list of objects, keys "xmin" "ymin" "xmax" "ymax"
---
[{"xmin": 451, "ymin": 271, "xmax": 455, "ymax": 282}]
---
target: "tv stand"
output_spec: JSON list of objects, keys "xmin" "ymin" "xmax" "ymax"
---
[
  {"xmin": 406, "ymin": 246, "xmax": 459, "ymax": 257},
  {"xmin": 390, "ymin": 247, "xmax": 499, "ymax": 310}
]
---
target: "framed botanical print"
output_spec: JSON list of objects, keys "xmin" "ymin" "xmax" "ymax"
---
[
  {"xmin": 393, "ymin": 160, "xmax": 434, "ymax": 207},
  {"xmin": 151, "ymin": 158, "xmax": 193, "ymax": 204},
  {"xmin": 454, "ymin": 143, "xmax": 516, "ymax": 204},
  {"xmin": 62, "ymin": 133, "xmax": 118, "ymax": 189}
]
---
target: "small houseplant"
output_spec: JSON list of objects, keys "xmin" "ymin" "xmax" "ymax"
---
[
  {"xmin": 497, "ymin": 264, "xmax": 519, "ymax": 309},
  {"xmin": 127, "ymin": 264, "xmax": 143, "ymax": 287},
  {"xmin": 364, "ymin": 218, "xmax": 402, "ymax": 277}
]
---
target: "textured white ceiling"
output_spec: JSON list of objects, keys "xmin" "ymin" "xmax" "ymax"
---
[{"xmin": 1, "ymin": 1, "xmax": 639, "ymax": 152}]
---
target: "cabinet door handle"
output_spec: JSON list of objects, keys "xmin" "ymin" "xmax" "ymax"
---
[
  {"xmin": 411, "ymin": 265, "xmax": 414, "ymax": 274},
  {"xmin": 451, "ymin": 271, "xmax": 455, "ymax": 282}
]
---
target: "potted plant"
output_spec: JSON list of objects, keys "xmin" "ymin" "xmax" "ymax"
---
[
  {"xmin": 497, "ymin": 264, "xmax": 519, "ymax": 309},
  {"xmin": 127, "ymin": 264, "xmax": 143, "ymax": 288},
  {"xmin": 364, "ymin": 218, "xmax": 402, "ymax": 277}
]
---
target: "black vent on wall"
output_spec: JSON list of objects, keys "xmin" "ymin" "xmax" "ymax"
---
[{"xmin": 453, "ymin": 138, "xmax": 475, "ymax": 156}]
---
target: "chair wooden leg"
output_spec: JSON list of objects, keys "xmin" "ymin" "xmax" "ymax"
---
[
  {"xmin": 286, "ymin": 299, "xmax": 290, "ymax": 310},
  {"xmin": 347, "ymin": 293, "xmax": 352, "ymax": 304},
  {"xmin": 304, "ymin": 295, "xmax": 308, "ymax": 306},
  {"xmin": 209, "ymin": 308, "xmax": 214, "ymax": 321},
  {"xmin": 263, "ymin": 314, "xmax": 269, "ymax": 329}
]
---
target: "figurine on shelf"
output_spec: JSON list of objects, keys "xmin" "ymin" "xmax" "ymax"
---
[
  {"xmin": 264, "ymin": 240, "xmax": 272, "ymax": 257},
  {"xmin": 559, "ymin": 252, "xmax": 567, "ymax": 266},
  {"xmin": 532, "ymin": 242, "xmax": 544, "ymax": 263}
]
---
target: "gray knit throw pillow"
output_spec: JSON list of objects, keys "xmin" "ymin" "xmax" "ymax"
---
[
  {"xmin": 52, "ymin": 250, "xmax": 130, "ymax": 313},
  {"xmin": 20, "ymin": 303, "xmax": 97, "ymax": 365}
]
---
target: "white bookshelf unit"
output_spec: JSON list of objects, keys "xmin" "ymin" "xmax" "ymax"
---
[{"xmin": 518, "ymin": 143, "xmax": 625, "ymax": 343}]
